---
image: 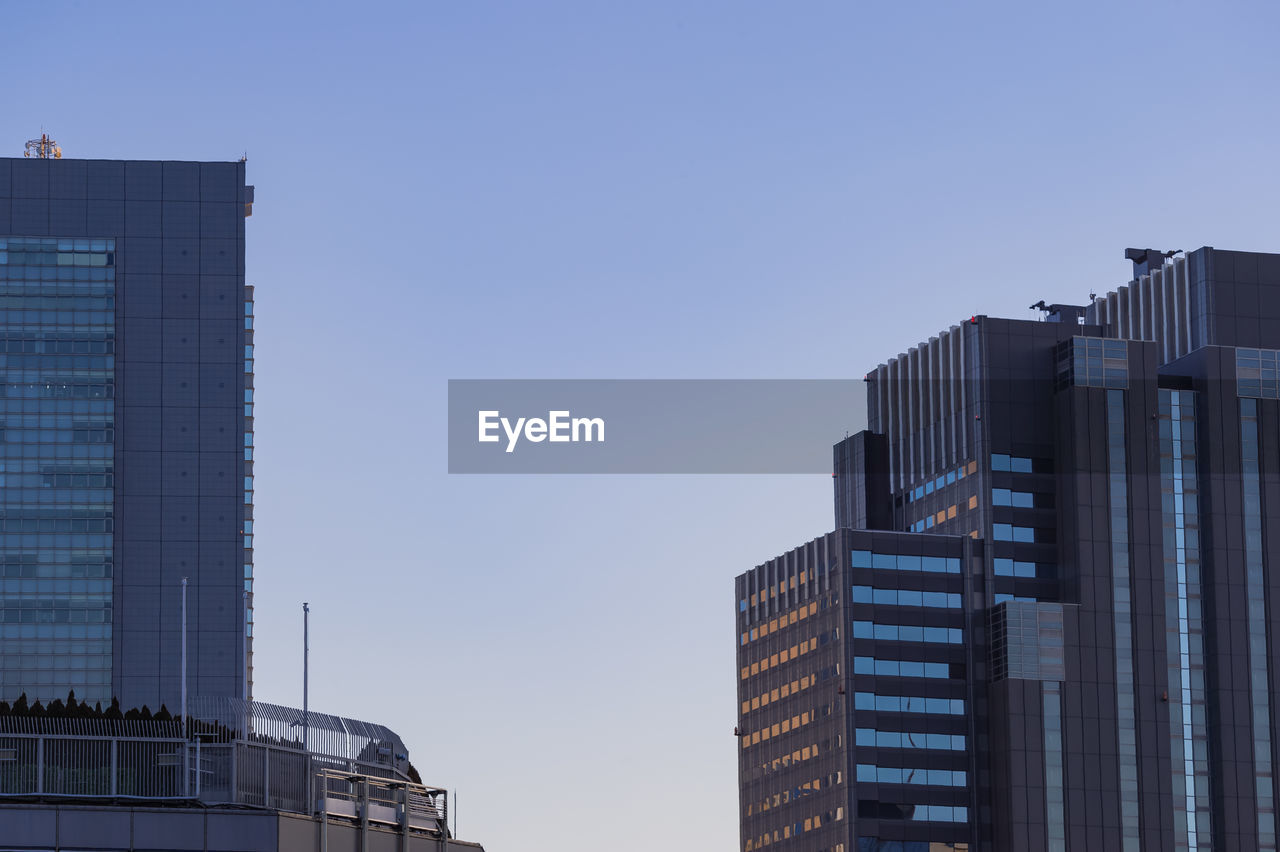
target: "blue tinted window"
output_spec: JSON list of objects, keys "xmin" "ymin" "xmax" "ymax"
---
[
  {"xmin": 856, "ymin": 692, "xmax": 965, "ymax": 715},
  {"xmin": 874, "ymin": 624, "xmax": 902, "ymax": 640},
  {"xmin": 856, "ymin": 764, "xmax": 968, "ymax": 787},
  {"xmin": 871, "ymin": 552, "xmax": 896, "ymax": 570},
  {"xmin": 851, "ymin": 586, "xmax": 961, "ymax": 609},
  {"xmin": 899, "ymin": 590, "xmax": 923, "ymax": 607},
  {"xmin": 1240, "ymin": 400, "xmax": 1275, "ymax": 844},
  {"xmin": 854, "ymin": 657, "xmax": 954, "ymax": 680},
  {"xmin": 0, "ymin": 236, "xmax": 116, "ymax": 704}
]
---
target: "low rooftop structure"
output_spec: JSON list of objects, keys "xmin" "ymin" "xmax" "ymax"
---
[{"xmin": 0, "ymin": 696, "xmax": 485, "ymax": 851}]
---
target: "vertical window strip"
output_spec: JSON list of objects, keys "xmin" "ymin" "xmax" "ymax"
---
[
  {"xmin": 1162, "ymin": 389, "xmax": 1212, "ymax": 850},
  {"xmin": 0, "ymin": 237, "xmax": 116, "ymax": 705},
  {"xmin": 1044, "ymin": 682, "xmax": 1065, "ymax": 852},
  {"xmin": 243, "ymin": 289, "xmax": 255, "ymax": 700},
  {"xmin": 1106, "ymin": 389, "xmax": 1141, "ymax": 851},
  {"xmin": 1240, "ymin": 399, "xmax": 1276, "ymax": 850}
]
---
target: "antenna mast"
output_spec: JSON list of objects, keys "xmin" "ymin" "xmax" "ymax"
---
[{"xmin": 23, "ymin": 133, "xmax": 62, "ymax": 159}]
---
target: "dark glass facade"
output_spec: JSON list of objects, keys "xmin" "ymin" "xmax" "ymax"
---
[
  {"xmin": 0, "ymin": 237, "xmax": 116, "ymax": 703},
  {"xmin": 0, "ymin": 157, "xmax": 253, "ymax": 711},
  {"xmin": 737, "ymin": 247, "xmax": 1280, "ymax": 851}
]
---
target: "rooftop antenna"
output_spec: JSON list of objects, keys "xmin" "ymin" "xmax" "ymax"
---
[
  {"xmin": 181, "ymin": 577, "xmax": 188, "ymax": 736},
  {"xmin": 303, "ymin": 602, "xmax": 310, "ymax": 752},
  {"xmin": 23, "ymin": 133, "xmax": 61, "ymax": 159}
]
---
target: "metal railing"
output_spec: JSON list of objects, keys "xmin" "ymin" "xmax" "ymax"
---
[
  {"xmin": 0, "ymin": 731, "xmax": 187, "ymax": 798},
  {"xmin": 315, "ymin": 768, "xmax": 447, "ymax": 833},
  {"xmin": 0, "ymin": 698, "xmax": 447, "ymax": 835},
  {"xmin": 0, "ymin": 715, "xmax": 183, "ymax": 739},
  {"xmin": 188, "ymin": 695, "xmax": 408, "ymax": 769}
]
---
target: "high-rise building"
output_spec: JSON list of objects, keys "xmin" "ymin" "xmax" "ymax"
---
[
  {"xmin": 0, "ymin": 155, "xmax": 254, "ymax": 711},
  {"xmin": 0, "ymin": 149, "xmax": 489, "ymax": 852},
  {"xmin": 736, "ymin": 247, "xmax": 1280, "ymax": 851}
]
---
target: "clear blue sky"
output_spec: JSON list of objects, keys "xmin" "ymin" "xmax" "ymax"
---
[{"xmin": 6, "ymin": 2, "xmax": 1280, "ymax": 849}]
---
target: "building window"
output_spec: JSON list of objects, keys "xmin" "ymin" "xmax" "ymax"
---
[
  {"xmin": 992, "ymin": 488, "xmax": 1034, "ymax": 507},
  {"xmin": 0, "ymin": 236, "xmax": 115, "ymax": 704},
  {"xmin": 1160, "ymin": 388, "xmax": 1212, "ymax": 849},
  {"xmin": 853, "ymin": 620, "xmax": 963, "ymax": 644},
  {"xmin": 855, "ymin": 728, "xmax": 966, "ymax": 751},
  {"xmin": 1236, "ymin": 348, "xmax": 1280, "ymax": 398},
  {"xmin": 1106, "ymin": 389, "xmax": 1140, "ymax": 851},
  {"xmin": 854, "ymin": 692, "xmax": 964, "ymax": 715},
  {"xmin": 991, "ymin": 453, "xmax": 1033, "ymax": 473},
  {"xmin": 853, "ymin": 657, "xmax": 956, "ymax": 679},
  {"xmin": 1044, "ymin": 682, "xmax": 1065, "ymax": 851},
  {"xmin": 1056, "ymin": 336, "xmax": 1128, "ymax": 389},
  {"xmin": 993, "ymin": 558, "xmax": 1041, "ymax": 578},
  {"xmin": 851, "ymin": 586, "xmax": 962, "ymax": 609},
  {"xmin": 851, "ymin": 550, "xmax": 961, "ymax": 574},
  {"xmin": 1240, "ymin": 398, "xmax": 1276, "ymax": 850},
  {"xmin": 856, "ymin": 764, "xmax": 967, "ymax": 787},
  {"xmin": 989, "ymin": 601, "xmax": 1065, "ymax": 682},
  {"xmin": 993, "ymin": 523, "xmax": 1036, "ymax": 542}
]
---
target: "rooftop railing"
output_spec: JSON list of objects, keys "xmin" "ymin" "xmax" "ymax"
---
[{"xmin": 0, "ymin": 697, "xmax": 447, "ymax": 836}]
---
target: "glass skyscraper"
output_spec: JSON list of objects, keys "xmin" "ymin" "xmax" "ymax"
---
[
  {"xmin": 736, "ymin": 247, "xmax": 1280, "ymax": 851},
  {"xmin": 0, "ymin": 157, "xmax": 254, "ymax": 712}
]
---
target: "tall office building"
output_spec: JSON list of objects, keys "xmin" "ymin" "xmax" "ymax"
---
[
  {"xmin": 736, "ymin": 247, "xmax": 1280, "ymax": 851},
  {"xmin": 0, "ymin": 154, "xmax": 254, "ymax": 711}
]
